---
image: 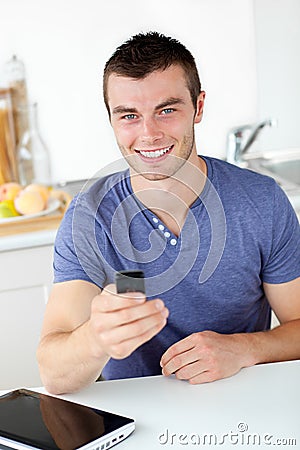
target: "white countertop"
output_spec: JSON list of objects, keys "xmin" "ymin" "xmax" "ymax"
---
[
  {"xmin": 0, "ymin": 229, "xmax": 57, "ymax": 252},
  {"xmin": 23, "ymin": 360, "xmax": 300, "ymax": 450}
]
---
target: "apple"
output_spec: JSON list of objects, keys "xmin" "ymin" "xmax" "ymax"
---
[
  {"xmin": 14, "ymin": 190, "xmax": 45, "ymax": 215},
  {"xmin": 24, "ymin": 184, "xmax": 50, "ymax": 205},
  {"xmin": 0, "ymin": 182, "xmax": 22, "ymax": 202}
]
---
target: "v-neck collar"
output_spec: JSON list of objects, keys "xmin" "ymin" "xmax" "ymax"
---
[{"xmin": 122, "ymin": 156, "xmax": 213, "ymax": 245}]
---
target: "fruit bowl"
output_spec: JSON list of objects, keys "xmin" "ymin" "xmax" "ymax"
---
[{"xmin": 0, "ymin": 198, "xmax": 61, "ymax": 224}]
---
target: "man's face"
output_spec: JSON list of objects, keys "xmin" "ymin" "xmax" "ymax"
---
[{"xmin": 107, "ymin": 65, "xmax": 205, "ymax": 181}]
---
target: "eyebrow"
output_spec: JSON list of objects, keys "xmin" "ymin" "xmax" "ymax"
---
[
  {"xmin": 112, "ymin": 97, "xmax": 185, "ymax": 116},
  {"xmin": 155, "ymin": 97, "xmax": 185, "ymax": 110}
]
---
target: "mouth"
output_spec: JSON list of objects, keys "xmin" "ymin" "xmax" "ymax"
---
[{"xmin": 134, "ymin": 145, "xmax": 174, "ymax": 160}]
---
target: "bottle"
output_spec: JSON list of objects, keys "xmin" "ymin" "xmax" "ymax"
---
[
  {"xmin": 4, "ymin": 55, "xmax": 29, "ymax": 149},
  {"xmin": 17, "ymin": 102, "xmax": 52, "ymax": 186},
  {"xmin": 0, "ymin": 88, "xmax": 18, "ymax": 183}
]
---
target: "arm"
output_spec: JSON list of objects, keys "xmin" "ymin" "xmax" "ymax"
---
[
  {"xmin": 160, "ymin": 277, "xmax": 300, "ymax": 384},
  {"xmin": 37, "ymin": 280, "xmax": 168, "ymax": 394}
]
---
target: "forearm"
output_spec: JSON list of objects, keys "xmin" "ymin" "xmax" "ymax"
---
[
  {"xmin": 37, "ymin": 321, "xmax": 110, "ymax": 395},
  {"xmin": 241, "ymin": 319, "xmax": 300, "ymax": 367}
]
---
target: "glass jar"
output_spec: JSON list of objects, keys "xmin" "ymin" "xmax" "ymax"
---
[
  {"xmin": 0, "ymin": 88, "xmax": 18, "ymax": 183},
  {"xmin": 17, "ymin": 102, "xmax": 52, "ymax": 186},
  {"xmin": 4, "ymin": 55, "xmax": 29, "ymax": 148}
]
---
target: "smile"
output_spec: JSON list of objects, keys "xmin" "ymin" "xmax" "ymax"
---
[{"xmin": 135, "ymin": 145, "xmax": 173, "ymax": 159}]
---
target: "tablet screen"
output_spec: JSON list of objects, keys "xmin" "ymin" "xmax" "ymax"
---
[{"xmin": 0, "ymin": 389, "xmax": 135, "ymax": 450}]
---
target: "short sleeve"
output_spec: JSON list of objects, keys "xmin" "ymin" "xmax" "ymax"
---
[
  {"xmin": 53, "ymin": 197, "xmax": 107, "ymax": 288},
  {"xmin": 262, "ymin": 182, "xmax": 300, "ymax": 283}
]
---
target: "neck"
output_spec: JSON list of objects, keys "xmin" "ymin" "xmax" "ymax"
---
[{"xmin": 130, "ymin": 153, "xmax": 207, "ymax": 236}]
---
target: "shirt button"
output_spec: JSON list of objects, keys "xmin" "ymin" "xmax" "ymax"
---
[
  {"xmin": 152, "ymin": 217, "xmax": 158, "ymax": 223},
  {"xmin": 164, "ymin": 231, "xmax": 171, "ymax": 238},
  {"xmin": 158, "ymin": 224, "xmax": 164, "ymax": 231},
  {"xmin": 170, "ymin": 238, "xmax": 177, "ymax": 246}
]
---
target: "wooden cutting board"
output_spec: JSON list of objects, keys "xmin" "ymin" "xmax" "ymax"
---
[{"xmin": 0, "ymin": 201, "xmax": 68, "ymax": 237}]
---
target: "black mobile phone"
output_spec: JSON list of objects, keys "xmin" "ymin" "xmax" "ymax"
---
[{"xmin": 115, "ymin": 270, "xmax": 145, "ymax": 294}]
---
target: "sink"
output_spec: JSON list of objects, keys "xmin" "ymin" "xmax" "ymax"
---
[
  {"xmin": 245, "ymin": 148, "xmax": 300, "ymax": 190},
  {"xmin": 244, "ymin": 148, "xmax": 300, "ymax": 217},
  {"xmin": 262, "ymin": 159, "xmax": 300, "ymax": 186}
]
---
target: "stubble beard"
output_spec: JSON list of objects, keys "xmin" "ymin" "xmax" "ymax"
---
[{"xmin": 118, "ymin": 130, "xmax": 196, "ymax": 182}]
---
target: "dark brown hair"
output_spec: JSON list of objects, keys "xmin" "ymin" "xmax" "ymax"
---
[{"xmin": 103, "ymin": 31, "xmax": 201, "ymax": 115}]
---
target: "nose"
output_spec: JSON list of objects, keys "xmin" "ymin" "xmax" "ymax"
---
[{"xmin": 140, "ymin": 116, "xmax": 164, "ymax": 144}]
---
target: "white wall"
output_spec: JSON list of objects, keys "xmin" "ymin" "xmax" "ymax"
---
[
  {"xmin": 254, "ymin": 0, "xmax": 300, "ymax": 152},
  {"xmin": 0, "ymin": 0, "xmax": 258, "ymax": 183}
]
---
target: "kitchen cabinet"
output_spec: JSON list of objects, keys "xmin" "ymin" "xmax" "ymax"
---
[
  {"xmin": 0, "ymin": 243, "xmax": 54, "ymax": 390},
  {"xmin": 0, "ymin": 183, "xmax": 75, "ymax": 391}
]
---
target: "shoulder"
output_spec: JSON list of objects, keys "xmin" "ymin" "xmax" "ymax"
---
[
  {"xmin": 203, "ymin": 155, "xmax": 280, "ymax": 203},
  {"xmin": 56, "ymin": 170, "xmax": 129, "ymax": 239},
  {"xmin": 203, "ymin": 156, "xmax": 275, "ymax": 186},
  {"xmin": 76, "ymin": 170, "xmax": 129, "ymax": 208},
  {"xmin": 63, "ymin": 170, "xmax": 128, "ymax": 221},
  {"xmin": 202, "ymin": 155, "xmax": 299, "ymax": 232}
]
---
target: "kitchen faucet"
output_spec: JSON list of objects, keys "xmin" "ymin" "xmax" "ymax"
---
[{"xmin": 226, "ymin": 118, "xmax": 277, "ymax": 165}]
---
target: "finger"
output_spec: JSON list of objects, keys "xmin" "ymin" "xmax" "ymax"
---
[
  {"xmin": 102, "ymin": 283, "xmax": 117, "ymax": 295},
  {"xmin": 161, "ymin": 347, "xmax": 200, "ymax": 376},
  {"xmin": 103, "ymin": 299, "xmax": 167, "ymax": 330},
  {"xmin": 92, "ymin": 299, "xmax": 167, "ymax": 332},
  {"xmin": 160, "ymin": 333, "xmax": 197, "ymax": 367},
  {"xmin": 104, "ymin": 283, "xmax": 146, "ymax": 300},
  {"xmin": 188, "ymin": 370, "xmax": 220, "ymax": 384},
  {"xmin": 101, "ymin": 307, "xmax": 169, "ymax": 345},
  {"xmin": 108, "ymin": 316, "xmax": 169, "ymax": 359},
  {"xmin": 95, "ymin": 285, "xmax": 147, "ymax": 313},
  {"xmin": 171, "ymin": 359, "xmax": 207, "ymax": 381}
]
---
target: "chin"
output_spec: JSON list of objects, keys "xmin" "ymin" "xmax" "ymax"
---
[{"xmin": 140, "ymin": 171, "xmax": 172, "ymax": 181}]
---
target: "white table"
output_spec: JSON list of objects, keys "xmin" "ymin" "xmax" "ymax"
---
[{"xmin": 35, "ymin": 360, "xmax": 300, "ymax": 449}]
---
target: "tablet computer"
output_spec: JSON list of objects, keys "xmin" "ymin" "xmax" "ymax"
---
[{"xmin": 0, "ymin": 389, "xmax": 135, "ymax": 450}]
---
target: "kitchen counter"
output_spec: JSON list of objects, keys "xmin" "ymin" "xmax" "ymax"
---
[{"xmin": 0, "ymin": 228, "xmax": 57, "ymax": 252}]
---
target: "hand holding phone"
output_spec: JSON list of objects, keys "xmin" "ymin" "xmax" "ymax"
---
[
  {"xmin": 115, "ymin": 270, "xmax": 145, "ymax": 294},
  {"xmin": 89, "ymin": 270, "xmax": 167, "ymax": 361}
]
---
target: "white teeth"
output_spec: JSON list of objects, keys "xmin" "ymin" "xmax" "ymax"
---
[{"xmin": 139, "ymin": 146, "xmax": 172, "ymax": 158}]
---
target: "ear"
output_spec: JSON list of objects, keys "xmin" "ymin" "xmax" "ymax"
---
[{"xmin": 194, "ymin": 91, "xmax": 206, "ymax": 124}]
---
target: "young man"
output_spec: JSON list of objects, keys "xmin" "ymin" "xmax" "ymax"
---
[{"xmin": 37, "ymin": 32, "xmax": 300, "ymax": 394}]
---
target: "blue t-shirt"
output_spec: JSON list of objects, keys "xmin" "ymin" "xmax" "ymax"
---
[{"xmin": 53, "ymin": 157, "xmax": 300, "ymax": 380}]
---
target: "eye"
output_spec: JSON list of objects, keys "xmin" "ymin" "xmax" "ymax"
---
[
  {"xmin": 123, "ymin": 114, "xmax": 137, "ymax": 120},
  {"xmin": 161, "ymin": 108, "xmax": 174, "ymax": 115}
]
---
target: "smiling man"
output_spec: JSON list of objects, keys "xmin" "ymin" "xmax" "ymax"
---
[{"xmin": 37, "ymin": 32, "xmax": 300, "ymax": 394}]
